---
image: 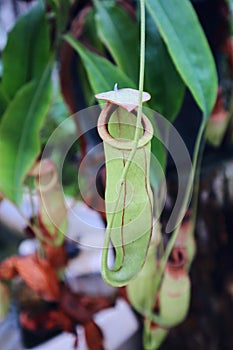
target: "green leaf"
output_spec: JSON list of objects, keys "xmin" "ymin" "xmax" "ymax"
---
[
  {"xmin": 48, "ymin": 0, "xmax": 70, "ymax": 38},
  {"xmin": 77, "ymin": 60, "xmax": 96, "ymax": 106},
  {"xmin": 146, "ymin": 0, "xmax": 218, "ymax": 118},
  {"xmin": 0, "ymin": 86, "xmax": 9, "ymax": 120},
  {"xmin": 83, "ymin": 8, "xmax": 105, "ymax": 54},
  {"xmin": 64, "ymin": 34, "xmax": 136, "ymax": 94},
  {"xmin": 145, "ymin": 14, "xmax": 185, "ymax": 121},
  {"xmin": 1, "ymin": 2, "xmax": 50, "ymax": 100},
  {"xmin": 0, "ymin": 67, "xmax": 52, "ymax": 204},
  {"xmin": 94, "ymin": 0, "xmax": 139, "ymax": 82}
]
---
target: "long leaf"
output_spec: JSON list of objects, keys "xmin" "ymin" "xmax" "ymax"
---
[
  {"xmin": 84, "ymin": 8, "xmax": 105, "ymax": 54},
  {"xmin": 1, "ymin": 2, "xmax": 50, "ymax": 100},
  {"xmin": 0, "ymin": 67, "xmax": 52, "ymax": 204},
  {"xmin": 64, "ymin": 34, "xmax": 136, "ymax": 94},
  {"xmin": 94, "ymin": 0, "xmax": 139, "ymax": 82},
  {"xmin": 145, "ymin": 13, "xmax": 185, "ymax": 121},
  {"xmin": 0, "ymin": 86, "xmax": 9, "ymax": 120},
  {"xmin": 146, "ymin": 0, "xmax": 218, "ymax": 118}
]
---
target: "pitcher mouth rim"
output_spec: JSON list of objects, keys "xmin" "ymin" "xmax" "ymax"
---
[{"xmin": 97, "ymin": 103, "xmax": 153, "ymax": 150}]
